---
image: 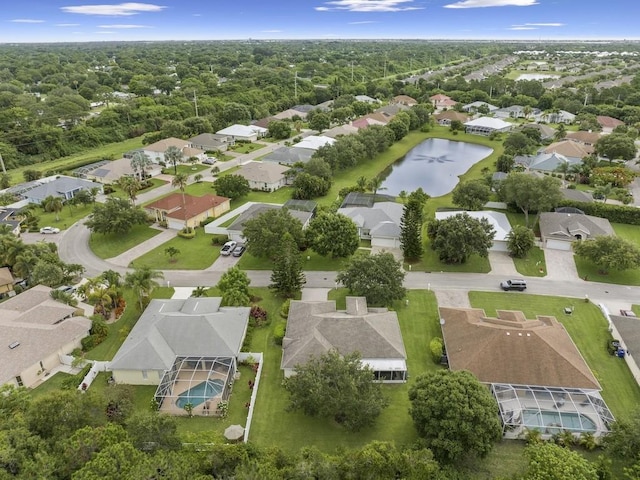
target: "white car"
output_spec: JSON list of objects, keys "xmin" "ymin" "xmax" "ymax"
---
[
  {"xmin": 220, "ymin": 241, "xmax": 237, "ymax": 256},
  {"xmin": 40, "ymin": 226, "xmax": 60, "ymax": 234}
]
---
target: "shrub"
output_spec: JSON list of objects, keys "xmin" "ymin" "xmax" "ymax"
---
[
  {"xmin": 280, "ymin": 298, "xmax": 291, "ymax": 319},
  {"xmin": 81, "ymin": 334, "xmax": 97, "ymax": 351},
  {"xmin": 273, "ymin": 320, "xmax": 286, "ymax": 345},
  {"xmin": 62, "ymin": 363, "xmax": 92, "ymax": 390},
  {"xmin": 557, "ymin": 199, "xmax": 640, "ymax": 225},
  {"xmin": 429, "ymin": 337, "xmax": 444, "ymax": 364},
  {"xmin": 211, "ymin": 234, "xmax": 228, "ymax": 246},
  {"xmin": 103, "ymin": 185, "xmax": 115, "ymax": 194},
  {"xmin": 177, "ymin": 227, "xmax": 196, "ymax": 239},
  {"xmin": 250, "ymin": 305, "xmax": 268, "ymax": 327},
  {"xmin": 200, "ymin": 217, "xmax": 215, "ymax": 227}
]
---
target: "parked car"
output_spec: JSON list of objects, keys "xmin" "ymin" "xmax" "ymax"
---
[
  {"xmin": 232, "ymin": 244, "xmax": 246, "ymax": 257},
  {"xmin": 620, "ymin": 309, "xmax": 637, "ymax": 317},
  {"xmin": 220, "ymin": 241, "xmax": 237, "ymax": 256},
  {"xmin": 56, "ymin": 285, "xmax": 76, "ymax": 295},
  {"xmin": 40, "ymin": 226, "xmax": 60, "ymax": 234},
  {"xmin": 203, "ymin": 157, "xmax": 217, "ymax": 165},
  {"xmin": 500, "ymin": 279, "xmax": 527, "ymax": 291}
]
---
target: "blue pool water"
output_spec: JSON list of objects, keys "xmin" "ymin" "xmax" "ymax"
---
[
  {"xmin": 176, "ymin": 379, "xmax": 225, "ymax": 409},
  {"xmin": 522, "ymin": 409, "xmax": 597, "ymax": 433}
]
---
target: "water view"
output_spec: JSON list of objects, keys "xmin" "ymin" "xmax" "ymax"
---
[
  {"xmin": 516, "ymin": 73, "xmax": 561, "ymax": 81},
  {"xmin": 379, "ymin": 138, "xmax": 493, "ymax": 197}
]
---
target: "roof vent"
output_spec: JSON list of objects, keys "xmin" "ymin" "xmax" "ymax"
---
[
  {"xmin": 506, "ymin": 332, "xmax": 510, "ymax": 336},
  {"xmin": 527, "ymin": 333, "xmax": 531, "ymax": 337},
  {"xmin": 518, "ymin": 333, "xmax": 523, "ymax": 336},
  {"xmin": 8, "ymin": 341, "xmax": 20, "ymax": 349}
]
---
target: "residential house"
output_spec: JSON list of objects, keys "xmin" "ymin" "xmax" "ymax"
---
[
  {"xmin": 145, "ymin": 193, "xmax": 230, "ymax": 230},
  {"xmin": 539, "ymin": 212, "xmax": 614, "ymax": 250},
  {"xmin": 0, "ymin": 267, "xmax": 14, "ymax": 297},
  {"xmin": 375, "ymin": 103, "xmax": 410, "ymax": 119},
  {"xmin": 514, "ymin": 152, "xmax": 582, "ymax": 173},
  {"xmin": 215, "ymin": 125, "xmax": 267, "ymax": 142},
  {"xmin": 274, "ymin": 108, "xmax": 308, "ymax": 120},
  {"xmin": 0, "ymin": 208, "xmax": 22, "ymax": 236},
  {"xmin": 462, "ymin": 101, "xmax": 499, "ymax": 114},
  {"xmin": 433, "ymin": 110, "xmax": 469, "ymax": 126},
  {"xmin": 429, "ymin": 94, "xmax": 457, "ymax": 111},
  {"xmin": 1, "ymin": 285, "xmax": 91, "ymax": 388},
  {"xmin": 141, "ymin": 137, "xmax": 206, "ymax": 164},
  {"xmin": 292, "ymin": 135, "xmax": 335, "ymax": 151},
  {"xmin": 435, "ymin": 211, "xmax": 512, "ymax": 251},
  {"xmin": 212, "ymin": 203, "xmax": 313, "ymax": 242},
  {"xmin": 281, "ymin": 297, "xmax": 407, "ymax": 383},
  {"xmin": 351, "ymin": 115, "xmax": 388, "ymax": 129},
  {"xmin": 291, "ymin": 104, "xmax": 316, "ymax": 114},
  {"xmin": 560, "ymin": 188, "xmax": 594, "ymax": 204},
  {"xmin": 77, "ymin": 158, "xmax": 163, "ymax": 185},
  {"xmin": 109, "ymin": 297, "xmax": 249, "ymax": 416},
  {"xmin": 494, "ymin": 105, "xmax": 541, "ymax": 119},
  {"xmin": 355, "ymin": 95, "xmax": 381, "ymax": 104},
  {"xmin": 323, "ymin": 124, "xmax": 359, "ymax": 138},
  {"xmin": 540, "ymin": 110, "xmax": 575, "ymax": 124},
  {"xmin": 542, "ymin": 139, "xmax": 593, "ymax": 158},
  {"xmin": 188, "ymin": 133, "xmax": 232, "ymax": 152},
  {"xmin": 252, "ymin": 116, "xmax": 277, "ymax": 129},
  {"xmin": 236, "ymin": 161, "xmax": 290, "ymax": 192},
  {"xmin": 521, "ymin": 123, "xmax": 557, "ymax": 141},
  {"xmin": 390, "ymin": 95, "xmax": 417, "ymax": 106},
  {"xmin": 439, "ymin": 307, "xmax": 612, "ymax": 439},
  {"xmin": 7, "ymin": 175, "xmax": 103, "ymax": 205},
  {"xmin": 566, "ymin": 131, "xmax": 601, "ymax": 148},
  {"xmin": 261, "ymin": 146, "xmax": 315, "ymax": 166},
  {"xmin": 609, "ymin": 314, "xmax": 640, "ymax": 385},
  {"xmin": 464, "ymin": 117, "xmax": 512, "ymax": 136},
  {"xmin": 596, "ymin": 115, "xmax": 624, "ymax": 134},
  {"xmin": 338, "ymin": 201, "xmax": 403, "ymax": 249}
]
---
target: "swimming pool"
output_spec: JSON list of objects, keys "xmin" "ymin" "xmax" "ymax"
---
[
  {"xmin": 176, "ymin": 379, "xmax": 225, "ymax": 409},
  {"xmin": 522, "ymin": 409, "xmax": 597, "ymax": 433}
]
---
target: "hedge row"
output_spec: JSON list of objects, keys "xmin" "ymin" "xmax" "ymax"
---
[{"xmin": 557, "ymin": 200, "xmax": 640, "ymax": 225}]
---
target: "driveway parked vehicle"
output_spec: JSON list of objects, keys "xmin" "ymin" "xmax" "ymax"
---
[
  {"xmin": 220, "ymin": 241, "xmax": 237, "ymax": 256},
  {"xmin": 203, "ymin": 157, "xmax": 217, "ymax": 165},
  {"xmin": 40, "ymin": 226, "xmax": 60, "ymax": 234},
  {"xmin": 232, "ymin": 244, "xmax": 246, "ymax": 257}
]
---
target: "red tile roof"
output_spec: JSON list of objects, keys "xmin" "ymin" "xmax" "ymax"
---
[
  {"xmin": 596, "ymin": 115, "xmax": 624, "ymax": 129},
  {"xmin": 145, "ymin": 193, "xmax": 229, "ymax": 220}
]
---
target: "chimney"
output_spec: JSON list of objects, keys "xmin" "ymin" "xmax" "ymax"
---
[{"xmin": 345, "ymin": 297, "xmax": 367, "ymax": 316}]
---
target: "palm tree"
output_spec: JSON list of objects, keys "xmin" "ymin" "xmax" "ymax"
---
[
  {"xmin": 398, "ymin": 190, "xmax": 408, "ymax": 204},
  {"xmin": 130, "ymin": 151, "xmax": 152, "ymax": 182},
  {"xmin": 164, "ymin": 145, "xmax": 183, "ymax": 176},
  {"xmin": 13, "ymin": 250, "xmax": 37, "ymax": 283},
  {"xmin": 594, "ymin": 183, "xmax": 613, "ymax": 203},
  {"xmin": 125, "ymin": 266, "xmax": 164, "ymax": 311},
  {"xmin": 88, "ymin": 285, "xmax": 113, "ymax": 319},
  {"xmin": 172, "ymin": 172, "xmax": 189, "ymax": 230},
  {"xmin": 356, "ymin": 176, "xmax": 368, "ymax": 192},
  {"xmin": 554, "ymin": 161, "xmax": 570, "ymax": 180},
  {"xmin": 191, "ymin": 286, "xmax": 207, "ymax": 297},
  {"xmin": 367, "ymin": 176, "xmax": 387, "ymax": 201},
  {"xmin": 554, "ymin": 123, "xmax": 566, "ymax": 142},
  {"xmin": 118, "ymin": 176, "xmax": 141, "ymax": 205},
  {"xmin": 43, "ymin": 195, "xmax": 64, "ymax": 222}
]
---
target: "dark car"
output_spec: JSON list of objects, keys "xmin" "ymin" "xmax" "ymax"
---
[
  {"xmin": 232, "ymin": 244, "xmax": 246, "ymax": 257},
  {"xmin": 500, "ymin": 279, "xmax": 527, "ymax": 291}
]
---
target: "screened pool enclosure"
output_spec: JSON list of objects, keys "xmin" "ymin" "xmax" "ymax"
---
[
  {"xmin": 492, "ymin": 384, "xmax": 614, "ymax": 439},
  {"xmin": 154, "ymin": 356, "xmax": 236, "ymax": 416}
]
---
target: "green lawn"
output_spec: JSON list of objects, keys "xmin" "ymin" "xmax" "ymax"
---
[
  {"xmin": 161, "ymin": 164, "xmax": 208, "ymax": 176},
  {"xmin": 405, "ymin": 239, "xmax": 491, "ymax": 273},
  {"xmin": 237, "ymin": 249, "xmax": 367, "ymax": 271},
  {"xmin": 36, "ymin": 203, "xmax": 94, "ymax": 231},
  {"xmin": 512, "ymin": 246, "xmax": 547, "ymax": 277},
  {"xmin": 89, "ymin": 224, "xmax": 162, "ymax": 259},
  {"xmin": 30, "ymin": 372, "xmax": 74, "ymax": 398},
  {"xmin": 131, "ymin": 227, "xmax": 220, "ymax": 270},
  {"xmin": 5, "ymin": 136, "xmax": 144, "ymax": 185},
  {"xmin": 574, "ymin": 223, "xmax": 640, "ymax": 286},
  {"xmin": 107, "ymin": 178, "xmax": 168, "ymax": 200},
  {"xmin": 468, "ymin": 292, "xmax": 640, "ymax": 419},
  {"xmin": 230, "ymin": 143, "xmax": 265, "ymax": 154}
]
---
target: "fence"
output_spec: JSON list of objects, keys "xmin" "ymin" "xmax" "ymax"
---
[
  {"xmin": 237, "ymin": 352, "xmax": 264, "ymax": 443},
  {"xmin": 599, "ymin": 303, "xmax": 640, "ymax": 386},
  {"xmin": 77, "ymin": 361, "xmax": 109, "ymax": 391}
]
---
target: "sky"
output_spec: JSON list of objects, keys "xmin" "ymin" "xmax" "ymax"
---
[{"xmin": 0, "ymin": 0, "xmax": 638, "ymax": 43}]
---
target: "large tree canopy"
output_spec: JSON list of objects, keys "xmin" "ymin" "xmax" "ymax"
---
[
  {"xmin": 85, "ymin": 197, "xmax": 149, "ymax": 235},
  {"xmin": 242, "ymin": 208, "xmax": 305, "ymax": 260},
  {"xmin": 427, "ymin": 212, "xmax": 495, "ymax": 264},
  {"xmin": 451, "ymin": 179, "xmax": 491, "ymax": 211},
  {"xmin": 283, "ymin": 350, "xmax": 389, "ymax": 432},
  {"xmin": 213, "ymin": 174, "xmax": 250, "ymax": 199},
  {"xmin": 408, "ymin": 370, "xmax": 502, "ymax": 463},
  {"xmin": 523, "ymin": 443, "xmax": 598, "ymax": 480},
  {"xmin": 595, "ymin": 133, "xmax": 636, "ymax": 161},
  {"xmin": 500, "ymin": 173, "xmax": 563, "ymax": 227},
  {"xmin": 336, "ymin": 252, "xmax": 406, "ymax": 307},
  {"xmin": 573, "ymin": 235, "xmax": 640, "ymax": 274},
  {"xmin": 305, "ymin": 211, "xmax": 359, "ymax": 258}
]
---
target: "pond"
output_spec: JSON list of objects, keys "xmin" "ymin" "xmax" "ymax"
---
[
  {"xmin": 379, "ymin": 138, "xmax": 493, "ymax": 197},
  {"xmin": 516, "ymin": 73, "xmax": 561, "ymax": 81}
]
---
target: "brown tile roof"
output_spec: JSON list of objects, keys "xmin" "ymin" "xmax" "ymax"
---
[
  {"xmin": 145, "ymin": 193, "xmax": 229, "ymax": 221},
  {"xmin": 0, "ymin": 267, "xmax": 13, "ymax": 286},
  {"xmin": 439, "ymin": 307, "xmax": 600, "ymax": 390},
  {"xmin": 596, "ymin": 115, "xmax": 624, "ymax": 129},
  {"xmin": 566, "ymin": 131, "xmax": 601, "ymax": 145},
  {"xmin": 144, "ymin": 137, "xmax": 189, "ymax": 152},
  {"xmin": 543, "ymin": 140, "xmax": 593, "ymax": 157},
  {"xmin": 429, "ymin": 94, "xmax": 452, "ymax": 101},
  {"xmin": 434, "ymin": 110, "xmax": 469, "ymax": 122},
  {"xmin": 391, "ymin": 95, "xmax": 417, "ymax": 105}
]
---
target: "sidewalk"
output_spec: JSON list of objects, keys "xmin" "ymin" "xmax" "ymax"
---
[{"xmin": 106, "ymin": 227, "xmax": 176, "ymax": 267}]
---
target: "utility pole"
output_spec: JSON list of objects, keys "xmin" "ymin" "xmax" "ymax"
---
[
  {"xmin": 0, "ymin": 153, "xmax": 5, "ymax": 174},
  {"xmin": 193, "ymin": 90, "xmax": 199, "ymax": 117},
  {"xmin": 584, "ymin": 92, "xmax": 588, "ymax": 107}
]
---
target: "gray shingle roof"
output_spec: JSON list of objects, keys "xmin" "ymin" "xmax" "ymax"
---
[
  {"xmin": 261, "ymin": 146, "xmax": 314, "ymax": 165},
  {"xmin": 227, "ymin": 203, "xmax": 312, "ymax": 232},
  {"xmin": 539, "ymin": 212, "xmax": 614, "ymax": 241},
  {"xmin": 338, "ymin": 202, "xmax": 403, "ymax": 239},
  {"xmin": 109, "ymin": 298, "xmax": 249, "ymax": 371}
]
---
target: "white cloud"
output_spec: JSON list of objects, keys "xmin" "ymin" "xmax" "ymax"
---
[
  {"xmin": 56, "ymin": 23, "xmax": 81, "ymax": 27},
  {"xmin": 61, "ymin": 3, "xmax": 166, "ymax": 16},
  {"xmin": 98, "ymin": 24, "xmax": 151, "ymax": 28},
  {"xmin": 192, "ymin": 13, "xmax": 202, "ymax": 17},
  {"xmin": 524, "ymin": 22, "xmax": 564, "ymax": 27},
  {"xmin": 10, "ymin": 19, "xmax": 45, "ymax": 23},
  {"xmin": 349, "ymin": 20, "xmax": 379, "ymax": 24},
  {"xmin": 315, "ymin": 0, "xmax": 422, "ymax": 12},
  {"xmin": 508, "ymin": 26, "xmax": 537, "ymax": 30},
  {"xmin": 95, "ymin": 31, "xmax": 116, "ymax": 34},
  {"xmin": 261, "ymin": 29, "xmax": 282, "ymax": 33},
  {"xmin": 444, "ymin": 0, "xmax": 538, "ymax": 8}
]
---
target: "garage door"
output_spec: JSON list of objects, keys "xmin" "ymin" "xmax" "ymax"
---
[
  {"xmin": 372, "ymin": 237, "xmax": 400, "ymax": 249},
  {"xmin": 546, "ymin": 239, "xmax": 572, "ymax": 251}
]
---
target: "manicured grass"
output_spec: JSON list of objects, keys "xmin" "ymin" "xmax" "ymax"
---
[
  {"xmin": 219, "ymin": 214, "xmax": 240, "ymax": 228},
  {"xmin": 512, "ymin": 246, "xmax": 547, "ymax": 277},
  {"xmin": 405, "ymin": 239, "xmax": 491, "ymax": 273},
  {"xmin": 468, "ymin": 292, "xmax": 640, "ymax": 419},
  {"xmin": 574, "ymin": 255, "xmax": 640, "ymax": 286},
  {"xmin": 249, "ymin": 288, "xmax": 441, "ymax": 453},
  {"xmin": 179, "ymin": 181, "xmax": 293, "ymax": 208},
  {"xmin": 131, "ymin": 227, "xmax": 220, "ymax": 270},
  {"xmin": 36, "ymin": 203, "xmax": 94, "ymax": 231},
  {"xmin": 237, "ymin": 249, "xmax": 367, "ymax": 271},
  {"xmin": 107, "ymin": 178, "xmax": 168, "ymax": 200},
  {"xmin": 230, "ymin": 143, "xmax": 265, "ymax": 154},
  {"xmin": 30, "ymin": 372, "xmax": 74, "ymax": 398},
  {"xmin": 161, "ymin": 164, "xmax": 208, "ymax": 176},
  {"xmin": 5, "ymin": 136, "xmax": 144, "ymax": 185},
  {"xmin": 89, "ymin": 224, "xmax": 162, "ymax": 259}
]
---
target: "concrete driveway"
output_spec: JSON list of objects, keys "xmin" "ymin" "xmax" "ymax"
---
[
  {"xmin": 543, "ymin": 248, "xmax": 581, "ymax": 281},
  {"xmin": 488, "ymin": 251, "xmax": 519, "ymax": 277}
]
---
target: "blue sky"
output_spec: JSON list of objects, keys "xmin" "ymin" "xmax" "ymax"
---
[{"xmin": 1, "ymin": 1, "xmax": 637, "ymax": 43}]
